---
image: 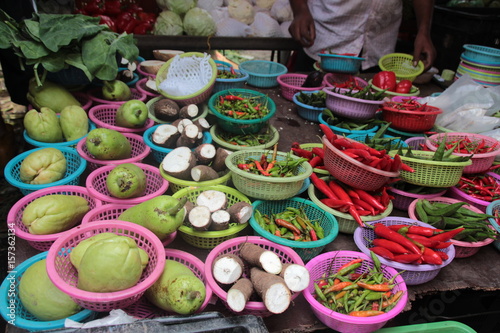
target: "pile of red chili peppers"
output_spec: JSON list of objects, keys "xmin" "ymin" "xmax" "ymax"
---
[
  {"xmin": 237, "ymin": 149, "xmax": 308, "ymax": 177},
  {"xmin": 427, "ymin": 136, "xmax": 499, "ymax": 155},
  {"xmin": 382, "ymin": 99, "xmax": 437, "ymax": 113},
  {"xmin": 456, "ymin": 174, "xmax": 500, "ymax": 202},
  {"xmin": 216, "ymin": 94, "xmax": 270, "ymax": 120},
  {"xmin": 329, "ymin": 75, "xmax": 365, "ymax": 90},
  {"xmin": 290, "ymin": 143, "xmax": 326, "ymax": 170}
]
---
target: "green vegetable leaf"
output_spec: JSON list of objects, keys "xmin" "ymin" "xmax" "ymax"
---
[
  {"xmin": 113, "ymin": 33, "xmax": 139, "ymax": 64},
  {"xmin": 82, "ymin": 31, "xmax": 120, "ymax": 81},
  {"xmin": 22, "ymin": 20, "xmax": 41, "ymax": 42},
  {"xmin": 14, "ymin": 39, "xmax": 50, "ymax": 60}
]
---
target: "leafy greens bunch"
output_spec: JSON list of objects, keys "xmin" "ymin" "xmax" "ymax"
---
[{"xmin": 0, "ymin": 10, "xmax": 139, "ymax": 86}]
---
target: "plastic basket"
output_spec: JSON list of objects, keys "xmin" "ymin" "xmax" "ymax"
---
[
  {"xmin": 375, "ymin": 320, "xmax": 477, "ymax": 332},
  {"xmin": 369, "ymin": 79, "xmax": 420, "ymax": 98},
  {"xmin": 249, "ymin": 197, "xmax": 339, "ymax": 262},
  {"xmin": 4, "ymin": 147, "xmax": 87, "ymax": 196},
  {"xmin": 404, "ymin": 136, "xmax": 427, "ymax": 150},
  {"xmin": 380, "ymin": 103, "xmax": 442, "ymax": 133},
  {"xmin": 318, "ymin": 112, "xmax": 380, "ymax": 136},
  {"xmin": 88, "ymin": 104, "xmax": 155, "ymax": 133},
  {"xmin": 159, "ymin": 166, "xmax": 232, "ymax": 193},
  {"xmin": 122, "ymin": 249, "xmax": 213, "ymax": 318},
  {"xmin": 137, "ymin": 62, "xmax": 158, "ymax": 78},
  {"xmin": 204, "ymin": 236, "xmax": 304, "ymax": 317},
  {"xmin": 135, "ymin": 77, "xmax": 161, "ymax": 102},
  {"xmin": 387, "ymin": 186, "xmax": 447, "ymax": 211},
  {"xmin": 91, "ymin": 70, "xmax": 140, "ymax": 88},
  {"xmin": 318, "ymin": 54, "xmax": 365, "ymax": 74},
  {"xmin": 388, "ymin": 149, "xmax": 472, "ymax": 188},
  {"xmin": 461, "ymin": 53, "xmax": 500, "ymax": 69},
  {"xmin": 213, "ymin": 67, "xmax": 249, "ymax": 94},
  {"xmin": 378, "ymin": 53, "xmax": 425, "ymax": 82},
  {"xmin": 346, "ymin": 133, "xmax": 408, "ymax": 150},
  {"xmin": 171, "ymin": 185, "xmax": 252, "ymax": 249},
  {"xmin": 408, "ymin": 197, "xmax": 495, "ymax": 258},
  {"xmin": 155, "ymin": 52, "xmax": 217, "ymax": 106},
  {"xmin": 292, "ymin": 90, "xmax": 325, "ymax": 122},
  {"xmin": 486, "ymin": 200, "xmax": 500, "ymax": 252},
  {"xmin": 45, "ymin": 221, "xmax": 166, "ymax": 312},
  {"xmin": 322, "ymin": 73, "xmax": 368, "ymax": 92},
  {"xmin": 210, "ymin": 124, "xmax": 279, "ymax": 152},
  {"xmin": 386, "ymin": 126, "xmax": 426, "ymax": 141},
  {"xmin": 238, "ymin": 60, "xmax": 288, "ymax": 88},
  {"xmin": 463, "ymin": 44, "xmax": 500, "ymax": 65},
  {"xmin": 225, "ymin": 149, "xmax": 313, "ymax": 200},
  {"xmin": 277, "ymin": 73, "xmax": 325, "ymax": 101},
  {"xmin": 303, "ymin": 250, "xmax": 407, "ymax": 332},
  {"xmin": 23, "ymin": 119, "xmax": 96, "ymax": 149},
  {"xmin": 208, "ymin": 88, "xmax": 277, "ymax": 135},
  {"xmin": 146, "ymin": 96, "xmax": 209, "ymax": 124},
  {"xmin": 80, "ymin": 203, "xmax": 177, "ymax": 248},
  {"xmin": 85, "ymin": 162, "xmax": 169, "ymax": 205},
  {"xmin": 446, "ymin": 172, "xmax": 500, "ymax": 213},
  {"xmin": 323, "ymin": 87, "xmax": 383, "ymax": 121},
  {"xmin": 87, "ymin": 88, "xmax": 147, "ymax": 105},
  {"xmin": 323, "ymin": 136, "xmax": 399, "ymax": 191},
  {"xmin": 76, "ymin": 132, "xmax": 151, "ymax": 171},
  {"xmin": 354, "ymin": 218, "xmax": 455, "ymax": 285},
  {"xmin": 294, "ymin": 143, "xmax": 330, "ymax": 175},
  {"xmin": 425, "ymin": 132, "xmax": 500, "ymax": 174},
  {"xmin": 73, "ymin": 92, "xmax": 93, "ymax": 111},
  {"xmin": 7, "ymin": 185, "xmax": 102, "ymax": 251},
  {"xmin": 308, "ymin": 177, "xmax": 393, "ymax": 234},
  {"xmin": 0, "ymin": 252, "xmax": 95, "ymax": 331},
  {"xmin": 143, "ymin": 124, "xmax": 212, "ymax": 163}
]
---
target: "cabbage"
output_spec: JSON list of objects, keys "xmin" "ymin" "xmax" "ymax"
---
[
  {"xmin": 153, "ymin": 11, "xmax": 184, "ymax": 36},
  {"xmin": 183, "ymin": 8, "xmax": 217, "ymax": 36},
  {"xmin": 156, "ymin": 0, "xmax": 197, "ymax": 15},
  {"xmin": 227, "ymin": 0, "xmax": 255, "ymax": 25}
]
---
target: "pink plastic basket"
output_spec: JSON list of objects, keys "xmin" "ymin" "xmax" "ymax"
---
[
  {"xmin": 135, "ymin": 78, "xmax": 161, "ymax": 101},
  {"xmin": 205, "ymin": 236, "xmax": 304, "ymax": 317},
  {"xmin": 46, "ymin": 221, "xmax": 166, "ymax": 312},
  {"xmin": 76, "ymin": 133, "xmax": 151, "ymax": 171},
  {"xmin": 322, "ymin": 73, "xmax": 368, "ymax": 93},
  {"xmin": 408, "ymin": 197, "xmax": 495, "ymax": 258},
  {"xmin": 446, "ymin": 172, "xmax": 500, "ymax": 212},
  {"xmin": 80, "ymin": 203, "xmax": 176, "ymax": 247},
  {"xmin": 322, "ymin": 136, "xmax": 399, "ymax": 191},
  {"xmin": 87, "ymin": 88, "xmax": 147, "ymax": 106},
  {"xmin": 85, "ymin": 163, "xmax": 168, "ymax": 204},
  {"xmin": 425, "ymin": 132, "xmax": 500, "ymax": 174},
  {"xmin": 7, "ymin": 185, "xmax": 102, "ymax": 252},
  {"xmin": 122, "ymin": 249, "xmax": 213, "ymax": 319},
  {"xmin": 277, "ymin": 73, "xmax": 325, "ymax": 101},
  {"xmin": 323, "ymin": 87, "xmax": 382, "ymax": 121},
  {"xmin": 387, "ymin": 186, "xmax": 447, "ymax": 211},
  {"xmin": 303, "ymin": 250, "xmax": 408, "ymax": 333},
  {"xmin": 353, "ymin": 218, "xmax": 455, "ymax": 285},
  {"xmin": 137, "ymin": 63, "xmax": 158, "ymax": 79},
  {"xmin": 88, "ymin": 104, "xmax": 154, "ymax": 133}
]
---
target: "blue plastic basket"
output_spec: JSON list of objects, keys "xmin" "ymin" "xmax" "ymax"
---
[
  {"xmin": 318, "ymin": 53, "xmax": 365, "ymax": 74},
  {"xmin": 4, "ymin": 147, "xmax": 87, "ymax": 196},
  {"xmin": 486, "ymin": 200, "xmax": 500, "ymax": 252},
  {"xmin": 318, "ymin": 112, "xmax": 379, "ymax": 136},
  {"xmin": 249, "ymin": 197, "xmax": 339, "ymax": 262},
  {"xmin": 346, "ymin": 132, "xmax": 409, "ymax": 150},
  {"xmin": 143, "ymin": 124, "xmax": 213, "ymax": 163},
  {"xmin": 239, "ymin": 60, "xmax": 288, "ymax": 88},
  {"xmin": 292, "ymin": 90, "xmax": 325, "ymax": 122},
  {"xmin": 386, "ymin": 126, "xmax": 426, "ymax": 141},
  {"xmin": 0, "ymin": 252, "xmax": 94, "ymax": 331},
  {"xmin": 463, "ymin": 44, "xmax": 500, "ymax": 65},
  {"xmin": 213, "ymin": 63, "xmax": 249, "ymax": 93},
  {"xmin": 23, "ymin": 120, "xmax": 96, "ymax": 149}
]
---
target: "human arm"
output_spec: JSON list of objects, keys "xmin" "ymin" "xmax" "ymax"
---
[
  {"xmin": 288, "ymin": 0, "xmax": 316, "ymax": 47},
  {"xmin": 412, "ymin": 0, "xmax": 436, "ymax": 71}
]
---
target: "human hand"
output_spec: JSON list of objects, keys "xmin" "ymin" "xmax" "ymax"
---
[
  {"xmin": 412, "ymin": 32, "xmax": 436, "ymax": 72},
  {"xmin": 288, "ymin": 11, "xmax": 316, "ymax": 47}
]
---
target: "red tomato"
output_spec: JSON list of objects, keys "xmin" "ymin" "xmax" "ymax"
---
[{"xmin": 395, "ymin": 80, "xmax": 413, "ymax": 94}]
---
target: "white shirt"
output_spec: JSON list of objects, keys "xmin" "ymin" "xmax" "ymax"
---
[{"xmin": 304, "ymin": 0, "xmax": 403, "ymax": 69}]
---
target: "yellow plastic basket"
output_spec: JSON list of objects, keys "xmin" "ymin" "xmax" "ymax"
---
[
  {"xmin": 378, "ymin": 53, "xmax": 425, "ymax": 82},
  {"xmin": 159, "ymin": 166, "xmax": 232, "ymax": 193}
]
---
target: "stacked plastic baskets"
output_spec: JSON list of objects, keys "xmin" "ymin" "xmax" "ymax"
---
[{"xmin": 456, "ymin": 44, "xmax": 500, "ymax": 86}]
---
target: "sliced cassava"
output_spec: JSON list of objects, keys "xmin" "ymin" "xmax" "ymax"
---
[
  {"xmin": 250, "ymin": 267, "xmax": 291, "ymax": 314},
  {"xmin": 196, "ymin": 190, "xmax": 228, "ymax": 213},
  {"xmin": 188, "ymin": 205, "xmax": 212, "ymax": 231},
  {"xmin": 279, "ymin": 263, "xmax": 310, "ymax": 292},
  {"xmin": 239, "ymin": 242, "xmax": 282, "ymax": 275},
  {"xmin": 210, "ymin": 210, "xmax": 231, "ymax": 231},
  {"xmin": 152, "ymin": 124, "xmax": 180, "ymax": 147},
  {"xmin": 194, "ymin": 143, "xmax": 216, "ymax": 165},
  {"xmin": 212, "ymin": 253, "xmax": 245, "ymax": 284},
  {"xmin": 176, "ymin": 124, "xmax": 200, "ymax": 148},
  {"xmin": 227, "ymin": 278, "xmax": 254, "ymax": 313},
  {"xmin": 161, "ymin": 146, "xmax": 197, "ymax": 180},
  {"xmin": 179, "ymin": 104, "xmax": 199, "ymax": 119},
  {"xmin": 191, "ymin": 165, "xmax": 219, "ymax": 182},
  {"xmin": 227, "ymin": 201, "xmax": 253, "ymax": 224}
]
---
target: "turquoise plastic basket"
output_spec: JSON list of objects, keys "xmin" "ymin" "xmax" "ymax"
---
[
  {"xmin": 214, "ymin": 63, "xmax": 249, "ymax": 93},
  {"xmin": 318, "ymin": 112, "xmax": 379, "ymax": 136},
  {"xmin": 239, "ymin": 60, "xmax": 288, "ymax": 88},
  {"xmin": 23, "ymin": 119, "xmax": 96, "ymax": 149},
  {"xmin": 249, "ymin": 197, "xmax": 339, "ymax": 262},
  {"xmin": 346, "ymin": 132, "xmax": 408, "ymax": 150},
  {"xmin": 486, "ymin": 200, "xmax": 500, "ymax": 252}
]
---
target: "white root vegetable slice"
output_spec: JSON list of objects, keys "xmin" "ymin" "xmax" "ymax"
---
[
  {"xmin": 193, "ymin": 117, "xmax": 210, "ymax": 131},
  {"xmin": 191, "ymin": 165, "xmax": 219, "ymax": 182},
  {"xmin": 179, "ymin": 104, "xmax": 199, "ymax": 119},
  {"xmin": 227, "ymin": 278, "xmax": 254, "ymax": 313},
  {"xmin": 239, "ymin": 242, "xmax": 282, "ymax": 275},
  {"xmin": 279, "ymin": 263, "xmax": 310, "ymax": 292},
  {"xmin": 250, "ymin": 267, "xmax": 291, "ymax": 314},
  {"xmin": 196, "ymin": 190, "xmax": 227, "ymax": 213},
  {"xmin": 152, "ymin": 124, "xmax": 179, "ymax": 147},
  {"xmin": 210, "ymin": 210, "xmax": 230, "ymax": 231},
  {"xmin": 194, "ymin": 143, "xmax": 216, "ymax": 165},
  {"xmin": 227, "ymin": 201, "xmax": 253, "ymax": 224},
  {"xmin": 161, "ymin": 146, "xmax": 196, "ymax": 180},
  {"xmin": 212, "ymin": 253, "xmax": 245, "ymax": 284},
  {"xmin": 188, "ymin": 205, "xmax": 212, "ymax": 231}
]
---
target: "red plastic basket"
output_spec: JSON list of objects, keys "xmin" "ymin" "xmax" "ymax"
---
[
  {"xmin": 85, "ymin": 163, "xmax": 168, "ymax": 204},
  {"xmin": 7, "ymin": 185, "xmax": 102, "ymax": 252},
  {"xmin": 87, "ymin": 88, "xmax": 147, "ymax": 105},
  {"xmin": 446, "ymin": 172, "xmax": 500, "ymax": 213},
  {"xmin": 323, "ymin": 87, "xmax": 382, "ymax": 121},
  {"xmin": 205, "ymin": 236, "xmax": 304, "ymax": 317},
  {"xmin": 76, "ymin": 133, "xmax": 151, "ymax": 171},
  {"xmin": 322, "ymin": 136, "xmax": 399, "ymax": 191},
  {"xmin": 277, "ymin": 73, "xmax": 325, "ymax": 101},
  {"xmin": 408, "ymin": 196, "xmax": 495, "ymax": 258},
  {"xmin": 381, "ymin": 103, "xmax": 442, "ymax": 133},
  {"xmin": 80, "ymin": 203, "xmax": 177, "ymax": 247},
  {"xmin": 135, "ymin": 78, "xmax": 161, "ymax": 101},
  {"xmin": 322, "ymin": 73, "xmax": 368, "ymax": 93},
  {"xmin": 303, "ymin": 250, "xmax": 408, "ymax": 333},
  {"xmin": 425, "ymin": 132, "xmax": 500, "ymax": 174},
  {"xmin": 46, "ymin": 221, "xmax": 166, "ymax": 312},
  {"xmin": 88, "ymin": 104, "xmax": 154, "ymax": 133},
  {"xmin": 122, "ymin": 249, "xmax": 213, "ymax": 319}
]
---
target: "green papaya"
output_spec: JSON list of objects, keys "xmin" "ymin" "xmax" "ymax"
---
[
  {"xmin": 19, "ymin": 259, "xmax": 81, "ymax": 321},
  {"xmin": 106, "ymin": 163, "xmax": 147, "ymax": 199},
  {"xmin": 27, "ymin": 78, "xmax": 81, "ymax": 113},
  {"xmin": 76, "ymin": 235, "xmax": 146, "ymax": 292},
  {"xmin": 22, "ymin": 195, "xmax": 90, "ymax": 235},
  {"xmin": 117, "ymin": 195, "xmax": 187, "ymax": 240},
  {"xmin": 102, "ymin": 80, "xmax": 132, "ymax": 101},
  {"xmin": 145, "ymin": 260, "xmax": 206, "ymax": 315},
  {"xmin": 19, "ymin": 148, "xmax": 67, "ymax": 184},
  {"xmin": 85, "ymin": 128, "xmax": 132, "ymax": 160},
  {"xmin": 59, "ymin": 105, "xmax": 89, "ymax": 141},
  {"xmin": 23, "ymin": 107, "xmax": 64, "ymax": 143}
]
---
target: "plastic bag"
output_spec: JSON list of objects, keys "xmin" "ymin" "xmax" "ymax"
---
[
  {"xmin": 65, "ymin": 309, "xmax": 137, "ymax": 329},
  {"xmin": 249, "ymin": 12, "xmax": 282, "ymax": 37},
  {"xmin": 271, "ymin": 0, "xmax": 293, "ymax": 23},
  {"xmin": 216, "ymin": 18, "xmax": 252, "ymax": 36}
]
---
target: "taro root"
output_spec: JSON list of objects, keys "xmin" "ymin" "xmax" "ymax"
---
[
  {"xmin": 161, "ymin": 146, "xmax": 197, "ymax": 180},
  {"xmin": 154, "ymin": 98, "xmax": 180, "ymax": 122},
  {"xmin": 194, "ymin": 143, "xmax": 216, "ymax": 165},
  {"xmin": 179, "ymin": 104, "xmax": 199, "ymax": 119},
  {"xmin": 152, "ymin": 124, "xmax": 180, "ymax": 148},
  {"xmin": 191, "ymin": 165, "xmax": 219, "ymax": 182}
]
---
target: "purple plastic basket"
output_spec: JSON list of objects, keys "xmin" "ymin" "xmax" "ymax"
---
[
  {"xmin": 323, "ymin": 87, "xmax": 382, "ymax": 121},
  {"xmin": 387, "ymin": 186, "xmax": 447, "ymax": 211},
  {"xmin": 404, "ymin": 136, "xmax": 427, "ymax": 150},
  {"xmin": 353, "ymin": 217, "xmax": 455, "ymax": 285}
]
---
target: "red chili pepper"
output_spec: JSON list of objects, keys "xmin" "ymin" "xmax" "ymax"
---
[
  {"xmin": 354, "ymin": 188, "xmax": 386, "ymax": 212},
  {"xmin": 408, "ymin": 225, "xmax": 441, "ymax": 236},
  {"xmin": 291, "ymin": 147, "xmax": 314, "ymax": 159},
  {"xmin": 254, "ymin": 160, "xmax": 270, "ymax": 176},
  {"xmin": 435, "ymin": 251, "xmax": 449, "ymax": 261},
  {"xmin": 370, "ymin": 246, "xmax": 395, "ymax": 260},
  {"xmin": 323, "ymin": 281, "xmax": 353, "ymax": 294},
  {"xmin": 392, "ymin": 253, "xmax": 422, "ymax": 264},
  {"xmin": 349, "ymin": 310, "xmax": 385, "ymax": 317},
  {"xmin": 405, "ymin": 234, "xmax": 440, "ymax": 249},
  {"xmin": 310, "ymin": 228, "xmax": 318, "ymax": 241},
  {"xmin": 311, "ymin": 147, "xmax": 325, "ymax": 159},
  {"xmin": 429, "ymin": 227, "xmax": 465, "ymax": 243},
  {"xmin": 275, "ymin": 218, "xmax": 301, "ymax": 235},
  {"xmin": 357, "ymin": 281, "xmax": 393, "ymax": 292},
  {"xmin": 97, "ymin": 14, "xmax": 117, "ymax": 32},
  {"xmin": 337, "ymin": 258, "xmax": 363, "ymax": 273},
  {"xmin": 328, "ymin": 180, "xmax": 353, "ymax": 205},
  {"xmin": 309, "ymin": 155, "xmax": 323, "ymax": 168},
  {"xmin": 372, "ymin": 238, "xmax": 409, "ymax": 254},
  {"xmin": 224, "ymin": 95, "xmax": 245, "ymax": 101},
  {"xmin": 374, "ymin": 223, "xmax": 422, "ymax": 254},
  {"xmin": 103, "ymin": 0, "xmax": 121, "ymax": 16},
  {"xmin": 348, "ymin": 205, "xmax": 364, "ymax": 227},
  {"xmin": 319, "ymin": 124, "xmax": 336, "ymax": 143},
  {"xmin": 310, "ymin": 174, "xmax": 340, "ymax": 201},
  {"xmin": 422, "ymin": 247, "xmax": 443, "ymax": 265},
  {"xmin": 352, "ymin": 197, "xmax": 376, "ymax": 215},
  {"xmin": 84, "ymin": 0, "xmax": 105, "ymax": 15}
]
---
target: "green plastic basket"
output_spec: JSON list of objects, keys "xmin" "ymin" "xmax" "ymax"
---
[
  {"xmin": 159, "ymin": 166, "xmax": 232, "ymax": 193},
  {"xmin": 249, "ymin": 197, "xmax": 339, "ymax": 262},
  {"xmin": 209, "ymin": 124, "xmax": 280, "ymax": 151},
  {"xmin": 369, "ymin": 79, "xmax": 420, "ymax": 97},
  {"xmin": 225, "ymin": 150, "xmax": 313, "ymax": 200},
  {"xmin": 171, "ymin": 185, "xmax": 251, "ymax": 249},
  {"xmin": 378, "ymin": 53, "xmax": 425, "ymax": 82},
  {"xmin": 388, "ymin": 150, "xmax": 472, "ymax": 188},
  {"xmin": 374, "ymin": 320, "xmax": 477, "ymax": 332},
  {"xmin": 307, "ymin": 177, "xmax": 393, "ymax": 234}
]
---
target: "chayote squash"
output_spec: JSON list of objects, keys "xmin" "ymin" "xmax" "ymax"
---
[
  {"xmin": 19, "ymin": 148, "xmax": 67, "ymax": 184},
  {"xmin": 22, "ymin": 195, "xmax": 90, "ymax": 235},
  {"xmin": 59, "ymin": 105, "xmax": 89, "ymax": 141},
  {"xmin": 23, "ymin": 107, "xmax": 64, "ymax": 143},
  {"xmin": 27, "ymin": 78, "xmax": 81, "ymax": 113},
  {"xmin": 69, "ymin": 232, "xmax": 117, "ymax": 269}
]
